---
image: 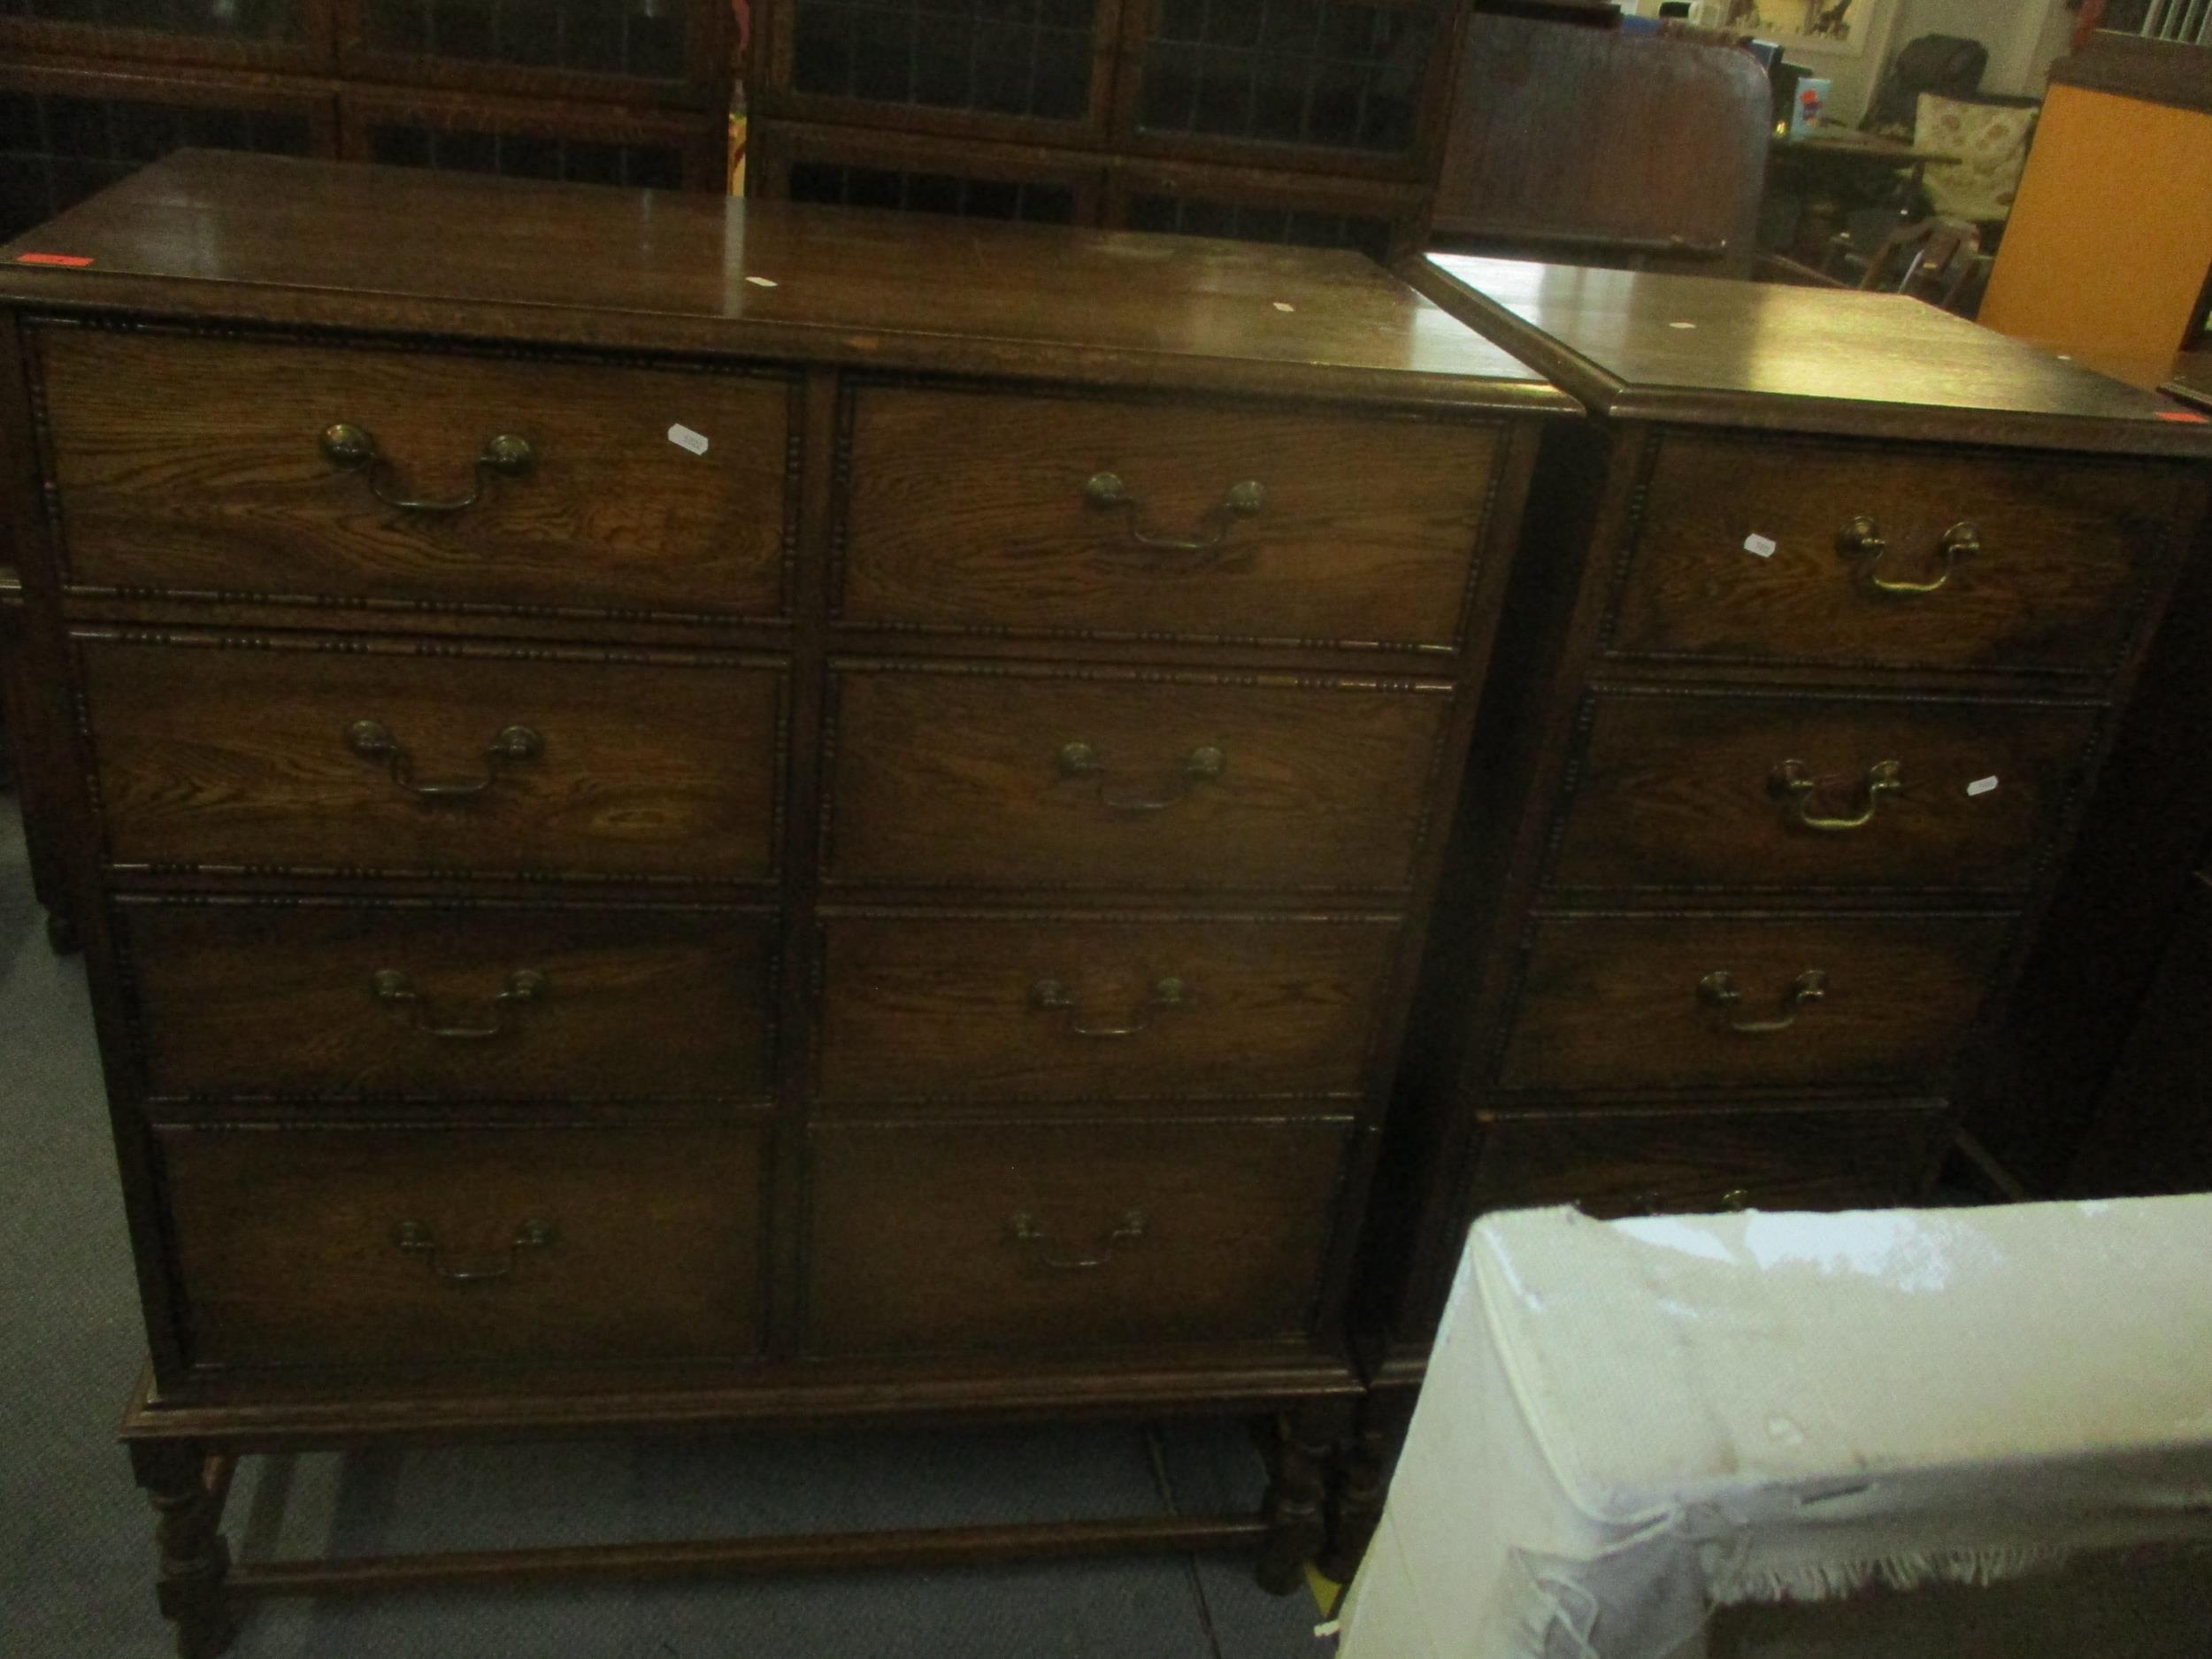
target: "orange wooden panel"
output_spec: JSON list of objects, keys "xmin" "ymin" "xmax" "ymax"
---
[{"xmin": 1980, "ymin": 85, "xmax": 2212, "ymax": 367}]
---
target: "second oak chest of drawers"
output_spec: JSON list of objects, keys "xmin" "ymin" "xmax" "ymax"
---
[{"xmin": 1339, "ymin": 252, "xmax": 2212, "ymax": 1570}]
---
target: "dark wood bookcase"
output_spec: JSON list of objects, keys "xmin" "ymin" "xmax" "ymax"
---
[
  {"xmin": 747, "ymin": 0, "xmax": 1459, "ymax": 257},
  {"xmin": 0, "ymin": 0, "xmax": 731, "ymax": 242}
]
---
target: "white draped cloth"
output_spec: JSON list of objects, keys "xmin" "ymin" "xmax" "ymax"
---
[{"xmin": 1339, "ymin": 1197, "xmax": 2212, "ymax": 1659}]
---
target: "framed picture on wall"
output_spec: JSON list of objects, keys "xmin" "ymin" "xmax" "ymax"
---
[{"xmin": 1716, "ymin": 0, "xmax": 1869, "ymax": 55}]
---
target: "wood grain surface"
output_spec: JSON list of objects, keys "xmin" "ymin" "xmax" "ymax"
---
[
  {"xmin": 1547, "ymin": 687, "xmax": 2102, "ymax": 894},
  {"xmin": 81, "ymin": 634, "xmax": 785, "ymax": 880},
  {"xmin": 160, "ymin": 1125, "xmax": 768, "ymax": 1369},
  {"xmin": 0, "ymin": 152, "xmax": 1571, "ymax": 410},
  {"xmin": 1417, "ymin": 252, "xmax": 2212, "ymax": 453},
  {"xmin": 121, "ymin": 900, "xmax": 777, "ymax": 1099},
  {"xmin": 1466, "ymin": 1102, "xmax": 1950, "ymax": 1218},
  {"xmin": 803, "ymin": 1118, "xmax": 1349, "ymax": 1356},
  {"xmin": 37, "ymin": 323, "xmax": 795, "ymax": 617},
  {"xmin": 1616, "ymin": 434, "xmax": 2188, "ymax": 672},
  {"xmin": 839, "ymin": 384, "xmax": 1498, "ymax": 647},
  {"xmin": 824, "ymin": 663, "xmax": 1451, "ymax": 891},
  {"xmin": 812, "ymin": 910, "xmax": 1399, "ymax": 1102},
  {"xmin": 1496, "ymin": 911, "xmax": 2016, "ymax": 1094}
]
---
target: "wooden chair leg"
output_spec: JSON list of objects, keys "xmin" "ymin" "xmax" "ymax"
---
[{"xmin": 131, "ymin": 1443, "xmax": 237, "ymax": 1659}]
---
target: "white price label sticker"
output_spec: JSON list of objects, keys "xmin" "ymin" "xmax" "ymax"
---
[
  {"xmin": 667, "ymin": 424, "xmax": 710, "ymax": 456},
  {"xmin": 1966, "ymin": 775, "xmax": 2000, "ymax": 797},
  {"xmin": 1743, "ymin": 533, "xmax": 1778, "ymax": 558}
]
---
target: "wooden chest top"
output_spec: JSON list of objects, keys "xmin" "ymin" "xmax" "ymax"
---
[
  {"xmin": 0, "ymin": 151, "xmax": 1572, "ymax": 413},
  {"xmin": 1415, "ymin": 252, "xmax": 2212, "ymax": 456}
]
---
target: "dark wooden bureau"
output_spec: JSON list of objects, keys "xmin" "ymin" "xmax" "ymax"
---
[
  {"xmin": 0, "ymin": 151, "xmax": 1571, "ymax": 1652},
  {"xmin": 1338, "ymin": 253, "xmax": 2212, "ymax": 1571}
]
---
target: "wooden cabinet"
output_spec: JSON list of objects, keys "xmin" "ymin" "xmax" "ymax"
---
[
  {"xmin": 750, "ymin": 119, "xmax": 1097, "ymax": 223},
  {"xmin": 339, "ymin": 85, "xmax": 722, "ymax": 186},
  {"xmin": 1112, "ymin": 0, "xmax": 1446, "ymax": 179},
  {"xmin": 1339, "ymin": 251, "xmax": 2212, "ymax": 1574},
  {"xmin": 774, "ymin": 0, "xmax": 1113, "ymax": 137},
  {"xmin": 0, "ymin": 153, "xmax": 1571, "ymax": 1648},
  {"xmin": 337, "ymin": 0, "xmax": 728, "ymax": 108},
  {"xmin": 0, "ymin": 0, "xmax": 730, "ymax": 244},
  {"xmin": 0, "ymin": 0, "xmax": 328, "ymax": 74},
  {"xmin": 745, "ymin": 0, "xmax": 1454, "ymax": 255},
  {"xmin": 0, "ymin": 62, "xmax": 331, "ymax": 241}
]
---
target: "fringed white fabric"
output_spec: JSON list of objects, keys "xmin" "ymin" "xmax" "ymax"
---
[
  {"xmin": 1712, "ymin": 1540, "xmax": 2079, "ymax": 1603},
  {"xmin": 1337, "ymin": 1197, "xmax": 2212, "ymax": 1659}
]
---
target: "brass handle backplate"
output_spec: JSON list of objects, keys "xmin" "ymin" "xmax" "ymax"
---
[
  {"xmin": 373, "ymin": 968, "xmax": 547, "ymax": 1039},
  {"xmin": 1698, "ymin": 968, "xmax": 1826, "ymax": 1034},
  {"xmin": 1839, "ymin": 515, "xmax": 1979, "ymax": 595},
  {"xmin": 1084, "ymin": 471, "xmax": 1263, "ymax": 553},
  {"xmin": 1770, "ymin": 758, "xmax": 1903, "ymax": 832},
  {"xmin": 321, "ymin": 422, "xmax": 535, "ymax": 513},
  {"xmin": 393, "ymin": 1218, "xmax": 557, "ymax": 1284},
  {"xmin": 1030, "ymin": 975, "xmax": 1189, "ymax": 1039},
  {"xmin": 1057, "ymin": 741, "xmax": 1225, "ymax": 812},
  {"xmin": 1007, "ymin": 1209, "xmax": 1148, "ymax": 1271},
  {"xmin": 346, "ymin": 718, "xmax": 541, "ymax": 799}
]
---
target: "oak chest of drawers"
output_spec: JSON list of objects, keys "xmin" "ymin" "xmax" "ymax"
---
[
  {"xmin": 0, "ymin": 154, "xmax": 1571, "ymax": 1650},
  {"xmin": 1340, "ymin": 254, "xmax": 2212, "ymax": 1567}
]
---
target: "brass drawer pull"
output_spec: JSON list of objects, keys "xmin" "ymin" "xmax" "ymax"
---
[
  {"xmin": 320, "ymin": 422, "xmax": 535, "ymax": 513},
  {"xmin": 346, "ymin": 718, "xmax": 542, "ymax": 799},
  {"xmin": 1029, "ymin": 975, "xmax": 1189, "ymax": 1038},
  {"xmin": 1084, "ymin": 471, "xmax": 1263, "ymax": 552},
  {"xmin": 1698, "ymin": 968, "xmax": 1826, "ymax": 1033},
  {"xmin": 373, "ymin": 968, "xmax": 547, "ymax": 1039},
  {"xmin": 1770, "ymin": 758, "xmax": 1903, "ymax": 832},
  {"xmin": 393, "ymin": 1218, "xmax": 557, "ymax": 1284},
  {"xmin": 1839, "ymin": 516, "xmax": 1980, "ymax": 595},
  {"xmin": 1007, "ymin": 1209, "xmax": 1148, "ymax": 1271},
  {"xmin": 1056, "ymin": 741, "xmax": 1225, "ymax": 812}
]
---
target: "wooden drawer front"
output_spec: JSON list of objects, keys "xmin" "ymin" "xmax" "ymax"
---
[
  {"xmin": 837, "ymin": 386, "xmax": 1497, "ymax": 649},
  {"xmin": 814, "ymin": 913, "xmax": 1400, "ymax": 1103},
  {"xmin": 1548, "ymin": 689, "xmax": 2102, "ymax": 895},
  {"xmin": 1467, "ymin": 1105, "xmax": 1947, "ymax": 1220},
  {"xmin": 161, "ymin": 1126, "xmax": 766, "ymax": 1370},
  {"xmin": 805, "ymin": 1120, "xmax": 1349, "ymax": 1356},
  {"xmin": 82, "ymin": 636, "xmax": 783, "ymax": 882},
  {"xmin": 1496, "ymin": 913, "xmax": 2015, "ymax": 1094},
  {"xmin": 35, "ymin": 326, "xmax": 792, "ymax": 618},
  {"xmin": 1613, "ymin": 434, "xmax": 2185, "ymax": 672},
  {"xmin": 826, "ymin": 664, "xmax": 1451, "ymax": 891},
  {"xmin": 122, "ymin": 902, "xmax": 775, "ymax": 1101}
]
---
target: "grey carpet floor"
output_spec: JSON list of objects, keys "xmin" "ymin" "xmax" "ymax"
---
[{"xmin": 0, "ymin": 795, "xmax": 1328, "ymax": 1659}]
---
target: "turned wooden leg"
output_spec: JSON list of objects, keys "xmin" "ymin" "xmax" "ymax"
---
[
  {"xmin": 1256, "ymin": 1398, "xmax": 1349, "ymax": 1594},
  {"xmin": 1320, "ymin": 1388, "xmax": 1416, "ymax": 1583},
  {"xmin": 131, "ymin": 1443, "xmax": 237, "ymax": 1659}
]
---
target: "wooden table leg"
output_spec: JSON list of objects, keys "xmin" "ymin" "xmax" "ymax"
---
[
  {"xmin": 131, "ymin": 1443, "xmax": 237, "ymax": 1659},
  {"xmin": 1321, "ymin": 1386, "xmax": 1417, "ymax": 1583},
  {"xmin": 1256, "ymin": 1396, "xmax": 1351, "ymax": 1594}
]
